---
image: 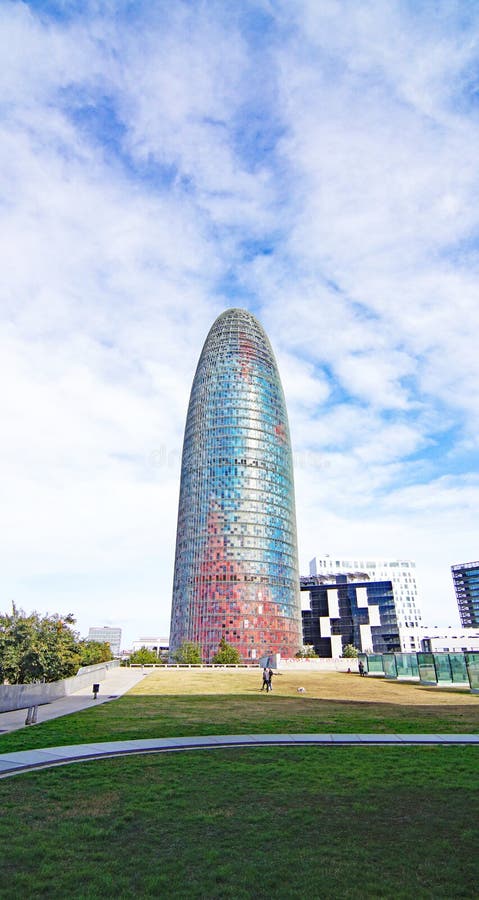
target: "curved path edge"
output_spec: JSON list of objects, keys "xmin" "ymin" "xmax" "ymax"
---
[{"xmin": 1, "ymin": 733, "xmax": 478, "ymax": 778}]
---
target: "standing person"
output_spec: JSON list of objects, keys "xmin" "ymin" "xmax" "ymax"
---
[
  {"xmin": 358, "ymin": 660, "xmax": 365, "ymax": 677},
  {"xmin": 261, "ymin": 666, "xmax": 270, "ymax": 691},
  {"xmin": 267, "ymin": 668, "xmax": 274, "ymax": 692}
]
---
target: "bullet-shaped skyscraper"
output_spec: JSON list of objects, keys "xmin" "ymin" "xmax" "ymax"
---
[{"xmin": 170, "ymin": 308, "xmax": 302, "ymax": 662}]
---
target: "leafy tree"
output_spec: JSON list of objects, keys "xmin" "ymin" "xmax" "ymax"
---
[
  {"xmin": 295, "ymin": 645, "xmax": 318, "ymax": 658},
  {"xmin": 171, "ymin": 641, "xmax": 202, "ymax": 664},
  {"xmin": 342, "ymin": 643, "xmax": 359, "ymax": 658},
  {"xmin": 78, "ymin": 640, "xmax": 113, "ymax": 666},
  {"xmin": 0, "ymin": 604, "xmax": 81, "ymax": 684},
  {"xmin": 129, "ymin": 647, "xmax": 160, "ymax": 665},
  {"xmin": 211, "ymin": 637, "xmax": 241, "ymax": 664}
]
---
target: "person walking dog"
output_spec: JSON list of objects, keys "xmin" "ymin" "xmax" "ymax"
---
[
  {"xmin": 267, "ymin": 668, "xmax": 274, "ymax": 692},
  {"xmin": 261, "ymin": 666, "xmax": 270, "ymax": 691}
]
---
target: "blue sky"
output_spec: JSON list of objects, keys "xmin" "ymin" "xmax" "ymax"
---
[{"xmin": 1, "ymin": 0, "xmax": 479, "ymax": 644}]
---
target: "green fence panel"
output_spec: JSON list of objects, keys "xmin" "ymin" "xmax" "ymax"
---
[
  {"xmin": 417, "ymin": 652, "xmax": 437, "ymax": 684},
  {"xmin": 395, "ymin": 653, "xmax": 419, "ymax": 678},
  {"xmin": 465, "ymin": 653, "xmax": 479, "ymax": 692},
  {"xmin": 434, "ymin": 653, "xmax": 452, "ymax": 682},
  {"xmin": 366, "ymin": 654, "xmax": 384, "ymax": 674},
  {"xmin": 383, "ymin": 654, "xmax": 397, "ymax": 678},
  {"xmin": 449, "ymin": 653, "xmax": 468, "ymax": 683}
]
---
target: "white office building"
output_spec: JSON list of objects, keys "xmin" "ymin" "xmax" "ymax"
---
[
  {"xmin": 131, "ymin": 636, "xmax": 169, "ymax": 657},
  {"xmin": 418, "ymin": 627, "xmax": 479, "ymax": 653},
  {"xmin": 87, "ymin": 626, "xmax": 122, "ymax": 657},
  {"xmin": 309, "ymin": 555, "xmax": 423, "ymax": 653}
]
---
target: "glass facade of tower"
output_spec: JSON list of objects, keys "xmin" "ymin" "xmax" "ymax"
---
[
  {"xmin": 452, "ymin": 561, "xmax": 479, "ymax": 628},
  {"xmin": 170, "ymin": 308, "xmax": 301, "ymax": 662}
]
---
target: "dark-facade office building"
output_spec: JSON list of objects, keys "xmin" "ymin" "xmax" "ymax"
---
[{"xmin": 301, "ymin": 574, "xmax": 401, "ymax": 656}]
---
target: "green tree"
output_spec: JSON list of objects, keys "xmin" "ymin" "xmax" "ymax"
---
[
  {"xmin": 211, "ymin": 637, "xmax": 241, "ymax": 664},
  {"xmin": 342, "ymin": 643, "xmax": 359, "ymax": 658},
  {"xmin": 0, "ymin": 604, "xmax": 81, "ymax": 684},
  {"xmin": 129, "ymin": 647, "xmax": 160, "ymax": 665},
  {"xmin": 78, "ymin": 640, "xmax": 113, "ymax": 666},
  {"xmin": 295, "ymin": 645, "xmax": 318, "ymax": 658},
  {"xmin": 171, "ymin": 641, "xmax": 202, "ymax": 664}
]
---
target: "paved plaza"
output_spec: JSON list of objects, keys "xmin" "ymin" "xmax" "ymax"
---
[{"xmin": 0, "ymin": 667, "xmax": 149, "ymax": 734}]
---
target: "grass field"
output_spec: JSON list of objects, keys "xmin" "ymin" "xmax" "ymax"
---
[
  {"xmin": 0, "ymin": 669, "xmax": 478, "ymax": 898},
  {"xmin": 1, "ymin": 746, "xmax": 478, "ymax": 898},
  {"xmin": 0, "ymin": 669, "xmax": 478, "ymax": 754}
]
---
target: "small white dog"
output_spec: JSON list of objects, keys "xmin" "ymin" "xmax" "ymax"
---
[{"xmin": 297, "ymin": 686, "xmax": 306, "ymax": 693}]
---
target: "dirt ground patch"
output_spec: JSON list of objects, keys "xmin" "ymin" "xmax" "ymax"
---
[{"xmin": 129, "ymin": 667, "xmax": 478, "ymax": 706}]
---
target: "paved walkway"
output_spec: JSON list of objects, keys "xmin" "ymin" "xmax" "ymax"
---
[
  {"xmin": 0, "ymin": 732, "xmax": 478, "ymax": 779},
  {"xmin": 0, "ymin": 667, "xmax": 150, "ymax": 734}
]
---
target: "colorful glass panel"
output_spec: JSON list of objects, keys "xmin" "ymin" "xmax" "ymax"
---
[{"xmin": 169, "ymin": 309, "xmax": 302, "ymax": 662}]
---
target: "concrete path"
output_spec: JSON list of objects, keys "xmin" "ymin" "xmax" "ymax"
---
[
  {"xmin": 0, "ymin": 732, "xmax": 478, "ymax": 779},
  {"xmin": 0, "ymin": 667, "xmax": 151, "ymax": 735}
]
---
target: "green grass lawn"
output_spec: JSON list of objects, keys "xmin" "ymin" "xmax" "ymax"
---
[
  {"xmin": 1, "ymin": 746, "xmax": 478, "ymax": 899},
  {"xmin": 1, "ymin": 674, "xmax": 478, "ymax": 898},
  {"xmin": 1, "ymin": 689, "xmax": 478, "ymax": 755}
]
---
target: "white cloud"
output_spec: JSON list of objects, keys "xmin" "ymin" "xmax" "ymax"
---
[
  {"xmin": 0, "ymin": 2, "xmax": 478, "ymax": 642},
  {"xmin": 276, "ymin": 351, "xmax": 330, "ymax": 411}
]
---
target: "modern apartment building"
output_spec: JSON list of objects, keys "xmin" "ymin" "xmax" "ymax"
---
[
  {"xmin": 309, "ymin": 555, "xmax": 423, "ymax": 652},
  {"xmin": 452, "ymin": 561, "xmax": 479, "ymax": 628}
]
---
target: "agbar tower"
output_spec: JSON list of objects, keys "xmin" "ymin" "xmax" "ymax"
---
[{"xmin": 169, "ymin": 308, "xmax": 302, "ymax": 662}]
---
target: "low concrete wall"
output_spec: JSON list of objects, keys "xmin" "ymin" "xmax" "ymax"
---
[
  {"xmin": 0, "ymin": 659, "xmax": 120, "ymax": 713},
  {"xmin": 277, "ymin": 657, "xmax": 360, "ymax": 673}
]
